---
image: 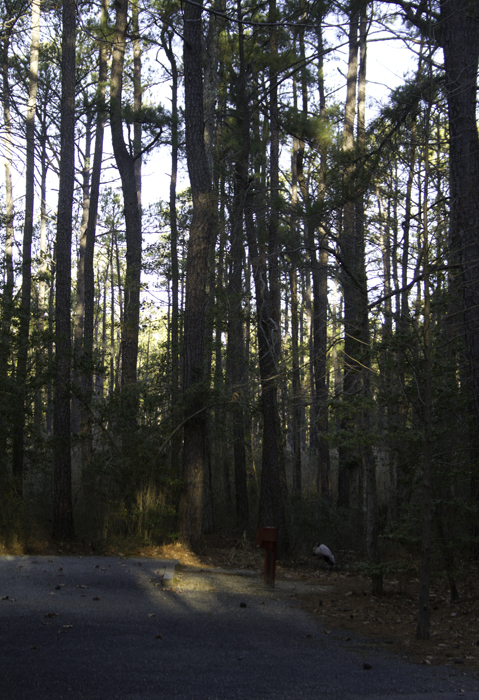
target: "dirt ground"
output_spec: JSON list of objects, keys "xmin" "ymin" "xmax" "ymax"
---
[
  {"xmin": 4, "ymin": 534, "xmax": 479, "ymax": 672},
  {"xmin": 154, "ymin": 536, "xmax": 479, "ymax": 672}
]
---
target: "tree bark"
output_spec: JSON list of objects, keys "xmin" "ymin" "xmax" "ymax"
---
[
  {"xmin": 0, "ymin": 25, "xmax": 15, "ymax": 475},
  {"xmin": 73, "ymin": 110, "xmax": 92, "ymax": 436},
  {"xmin": 268, "ymin": 0, "xmax": 281, "ymax": 360},
  {"xmin": 161, "ymin": 22, "xmax": 181, "ymax": 478},
  {"xmin": 290, "ymin": 56, "xmax": 302, "ymax": 496},
  {"xmin": 35, "ymin": 91, "xmax": 51, "ymax": 435},
  {"xmin": 416, "ymin": 146, "xmax": 433, "ymax": 640},
  {"xmin": 132, "ymin": 0, "xmax": 142, "ymax": 204},
  {"xmin": 337, "ymin": 8, "xmax": 360, "ymax": 510},
  {"xmin": 178, "ymin": 0, "xmax": 215, "ymax": 549},
  {"xmin": 203, "ymin": 0, "xmax": 224, "ymax": 177},
  {"xmin": 226, "ymin": 0, "xmax": 249, "ymax": 526},
  {"xmin": 356, "ymin": 8, "xmax": 382, "ymax": 595},
  {"xmin": 311, "ymin": 14, "xmax": 331, "ymax": 501},
  {"xmin": 241, "ymin": 104, "xmax": 289, "ymax": 550},
  {"xmin": 440, "ymin": 1, "xmax": 479, "ymax": 426},
  {"xmin": 81, "ymin": 0, "xmax": 108, "ymax": 475},
  {"xmin": 110, "ymin": 0, "xmax": 142, "ymax": 420},
  {"xmin": 53, "ymin": 0, "xmax": 76, "ymax": 540},
  {"xmin": 12, "ymin": 0, "xmax": 40, "ymax": 495}
]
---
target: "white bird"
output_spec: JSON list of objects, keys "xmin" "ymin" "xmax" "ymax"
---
[{"xmin": 313, "ymin": 543, "xmax": 335, "ymax": 566}]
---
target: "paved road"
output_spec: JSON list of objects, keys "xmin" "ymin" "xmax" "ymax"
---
[{"xmin": 1, "ymin": 555, "xmax": 478, "ymax": 700}]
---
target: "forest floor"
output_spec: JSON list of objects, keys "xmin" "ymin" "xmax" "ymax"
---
[
  {"xmin": 145, "ymin": 534, "xmax": 479, "ymax": 673},
  {"xmin": 3, "ymin": 532, "xmax": 479, "ymax": 672}
]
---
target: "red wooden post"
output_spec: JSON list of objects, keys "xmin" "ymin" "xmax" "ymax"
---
[{"xmin": 256, "ymin": 526, "xmax": 278, "ymax": 586}]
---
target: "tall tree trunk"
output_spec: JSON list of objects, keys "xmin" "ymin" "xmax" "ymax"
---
[
  {"xmin": 203, "ymin": 0, "xmax": 224, "ymax": 176},
  {"xmin": 416, "ymin": 129, "xmax": 433, "ymax": 640},
  {"xmin": 0, "ymin": 27, "xmax": 15, "ymax": 475},
  {"xmin": 73, "ymin": 111, "xmax": 92, "ymax": 436},
  {"xmin": 35, "ymin": 98, "xmax": 50, "ymax": 435},
  {"xmin": 290, "ymin": 56, "xmax": 302, "ymax": 495},
  {"xmin": 268, "ymin": 0, "xmax": 281, "ymax": 359},
  {"xmin": 356, "ymin": 7, "xmax": 382, "ymax": 595},
  {"xmin": 337, "ymin": 8, "xmax": 360, "ymax": 510},
  {"xmin": 132, "ymin": 0, "xmax": 142, "ymax": 204},
  {"xmin": 178, "ymin": 0, "xmax": 215, "ymax": 549},
  {"xmin": 81, "ymin": 0, "xmax": 108, "ymax": 475},
  {"xmin": 246, "ymin": 196, "xmax": 289, "ymax": 552},
  {"xmin": 240, "ymin": 83, "xmax": 289, "ymax": 550},
  {"xmin": 248, "ymin": 0, "xmax": 289, "ymax": 552},
  {"xmin": 12, "ymin": 0, "xmax": 40, "ymax": 495},
  {"xmin": 311, "ymin": 14, "xmax": 331, "ymax": 501},
  {"xmin": 110, "ymin": 0, "xmax": 142, "ymax": 432},
  {"xmin": 440, "ymin": 1, "xmax": 479, "ymax": 428},
  {"xmin": 161, "ymin": 23, "xmax": 181, "ymax": 478},
  {"xmin": 53, "ymin": 0, "xmax": 76, "ymax": 540},
  {"xmin": 226, "ymin": 0, "xmax": 249, "ymax": 526}
]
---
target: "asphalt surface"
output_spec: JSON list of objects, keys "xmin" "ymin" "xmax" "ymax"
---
[{"xmin": 1, "ymin": 555, "xmax": 478, "ymax": 700}]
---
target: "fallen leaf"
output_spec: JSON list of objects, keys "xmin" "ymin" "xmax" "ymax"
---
[
  {"xmin": 44, "ymin": 612, "xmax": 60, "ymax": 618},
  {"xmin": 92, "ymin": 597, "xmax": 100, "ymax": 601},
  {"xmin": 155, "ymin": 634, "xmax": 162, "ymax": 639}
]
